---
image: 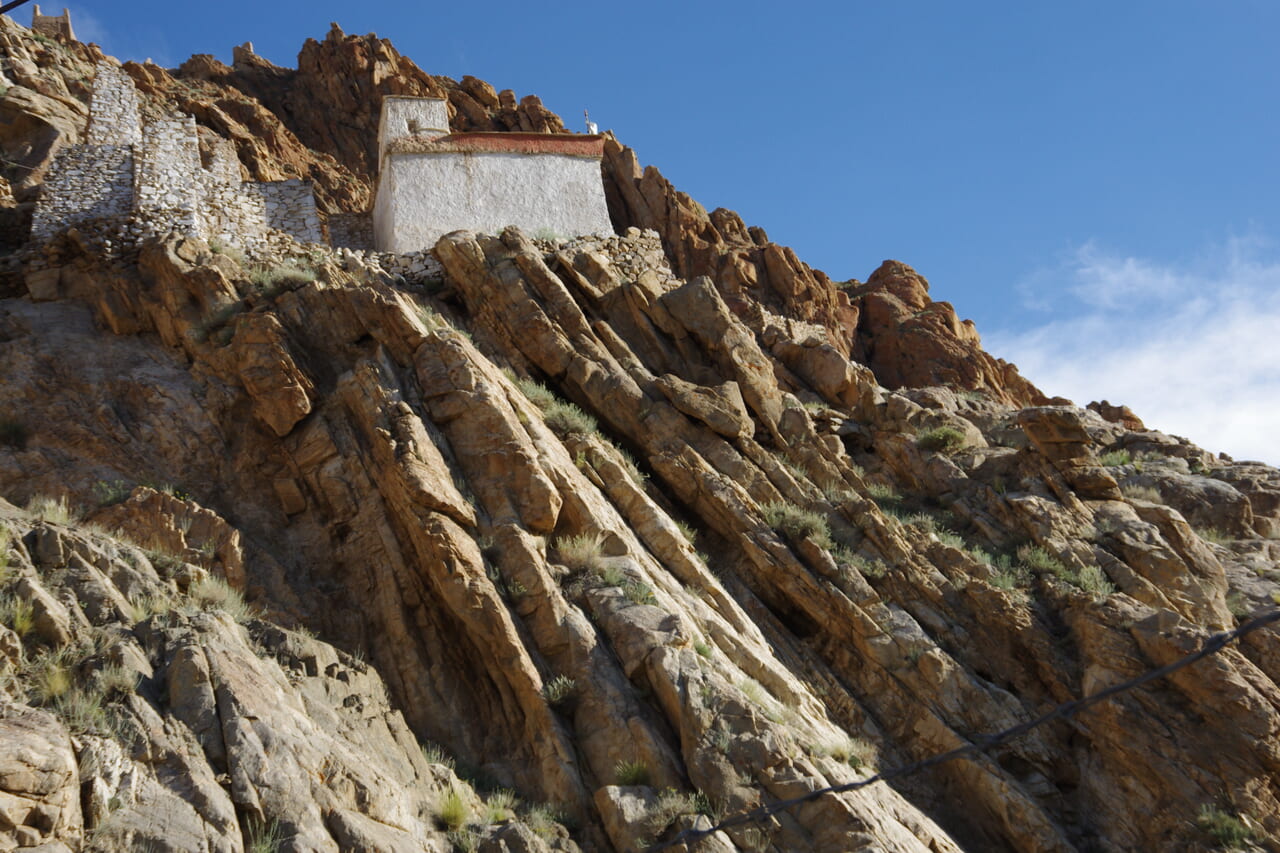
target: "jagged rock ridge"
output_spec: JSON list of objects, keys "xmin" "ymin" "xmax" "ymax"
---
[{"xmin": 0, "ymin": 16, "xmax": 1278, "ymax": 853}]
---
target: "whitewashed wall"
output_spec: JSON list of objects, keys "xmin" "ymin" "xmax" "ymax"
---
[{"xmin": 374, "ymin": 150, "xmax": 613, "ymax": 253}]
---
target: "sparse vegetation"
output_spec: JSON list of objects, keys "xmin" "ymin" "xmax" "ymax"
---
[
  {"xmin": 26, "ymin": 494, "xmax": 74, "ymax": 524},
  {"xmin": 1196, "ymin": 804, "xmax": 1253, "ymax": 847},
  {"xmin": 554, "ymin": 532, "xmax": 606, "ymax": 574},
  {"xmin": 1099, "ymin": 449, "xmax": 1132, "ymax": 467},
  {"xmin": 249, "ymin": 260, "xmax": 317, "ymax": 294},
  {"xmin": 523, "ymin": 803, "xmax": 566, "ymax": 839},
  {"xmin": 916, "ymin": 425, "xmax": 967, "ymax": 454},
  {"xmin": 0, "ymin": 594, "xmax": 35, "ymax": 637},
  {"xmin": 675, "ymin": 520, "xmax": 697, "ymax": 546},
  {"xmin": 93, "ymin": 479, "xmax": 132, "ymax": 507},
  {"xmin": 694, "ymin": 640, "xmax": 713, "ymax": 658},
  {"xmin": 543, "ymin": 399, "xmax": 598, "ymax": 437},
  {"xmin": 0, "ymin": 418, "xmax": 29, "ymax": 449},
  {"xmin": 1016, "ymin": 544, "xmax": 1068, "ymax": 576},
  {"xmin": 542, "ymin": 674, "xmax": 576, "ymax": 706},
  {"xmin": 1196, "ymin": 526, "xmax": 1230, "ymax": 545},
  {"xmin": 244, "ymin": 817, "xmax": 283, "ymax": 853},
  {"xmin": 484, "ymin": 789, "xmax": 519, "ymax": 823},
  {"xmin": 421, "ymin": 742, "xmax": 456, "ymax": 771},
  {"xmin": 817, "ymin": 735, "xmax": 877, "ymax": 770},
  {"xmin": 761, "ymin": 501, "xmax": 833, "ymax": 549},
  {"xmin": 622, "ymin": 579, "xmax": 657, "ymax": 606},
  {"xmin": 647, "ymin": 789, "xmax": 700, "ymax": 828},
  {"xmin": 614, "ymin": 759, "xmax": 651, "ymax": 786},
  {"xmin": 514, "ymin": 377, "xmax": 557, "ymax": 410},
  {"xmin": 1077, "ymin": 565, "xmax": 1116, "ymax": 598},
  {"xmin": 190, "ymin": 576, "xmax": 255, "ymax": 623},
  {"xmin": 438, "ymin": 787, "xmax": 470, "ymax": 832},
  {"xmin": 1120, "ymin": 483, "xmax": 1162, "ymax": 503}
]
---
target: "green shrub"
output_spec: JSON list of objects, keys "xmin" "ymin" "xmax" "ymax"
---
[
  {"xmin": 693, "ymin": 640, "xmax": 713, "ymax": 658},
  {"xmin": 1120, "ymin": 483, "xmax": 1162, "ymax": 503},
  {"xmin": 761, "ymin": 502, "xmax": 833, "ymax": 549},
  {"xmin": 1099, "ymin": 449, "xmax": 1132, "ymax": 467},
  {"xmin": 1196, "ymin": 804, "xmax": 1253, "ymax": 847},
  {"xmin": 916, "ymin": 426, "xmax": 967, "ymax": 454},
  {"xmin": 818, "ymin": 735, "xmax": 877, "ymax": 770},
  {"xmin": 245, "ymin": 817, "xmax": 283, "ymax": 853},
  {"xmin": 614, "ymin": 759, "xmax": 650, "ymax": 786},
  {"xmin": 675, "ymin": 520, "xmax": 697, "ymax": 546},
  {"xmin": 92, "ymin": 479, "xmax": 132, "ymax": 507},
  {"xmin": 438, "ymin": 787, "xmax": 470, "ymax": 832},
  {"xmin": 249, "ymin": 261, "xmax": 317, "ymax": 294},
  {"xmin": 190, "ymin": 576, "xmax": 254, "ymax": 623},
  {"xmin": 543, "ymin": 399, "xmax": 598, "ymax": 437},
  {"xmin": 622, "ymin": 579, "xmax": 657, "ymax": 606},
  {"xmin": 554, "ymin": 532, "xmax": 605, "ymax": 574},
  {"xmin": 523, "ymin": 804, "xmax": 567, "ymax": 839},
  {"xmin": 1016, "ymin": 544, "xmax": 1068, "ymax": 575},
  {"xmin": 0, "ymin": 419, "xmax": 29, "ymax": 449},
  {"xmin": 648, "ymin": 789, "xmax": 700, "ymax": 829},
  {"xmin": 1077, "ymin": 565, "xmax": 1115, "ymax": 597},
  {"xmin": 26, "ymin": 494, "xmax": 73, "ymax": 524},
  {"xmin": 0, "ymin": 594, "xmax": 34, "ymax": 637},
  {"xmin": 542, "ymin": 674, "xmax": 576, "ymax": 706},
  {"xmin": 1196, "ymin": 526, "xmax": 1229, "ymax": 544},
  {"xmin": 421, "ymin": 742, "xmax": 456, "ymax": 771},
  {"xmin": 514, "ymin": 377, "xmax": 557, "ymax": 411},
  {"xmin": 484, "ymin": 789, "xmax": 519, "ymax": 823}
]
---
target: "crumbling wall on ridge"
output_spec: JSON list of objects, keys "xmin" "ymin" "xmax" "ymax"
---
[
  {"xmin": 85, "ymin": 63, "xmax": 141, "ymax": 147},
  {"xmin": 244, "ymin": 179, "xmax": 323, "ymax": 245},
  {"xmin": 133, "ymin": 116, "xmax": 202, "ymax": 240},
  {"xmin": 29, "ymin": 145, "xmax": 134, "ymax": 244}
]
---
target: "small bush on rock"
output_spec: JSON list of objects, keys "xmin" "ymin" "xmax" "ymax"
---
[
  {"xmin": 614, "ymin": 759, "xmax": 650, "ymax": 786},
  {"xmin": 761, "ymin": 502, "xmax": 833, "ymax": 549},
  {"xmin": 554, "ymin": 532, "xmax": 605, "ymax": 574},
  {"xmin": 916, "ymin": 426, "xmax": 967, "ymax": 454}
]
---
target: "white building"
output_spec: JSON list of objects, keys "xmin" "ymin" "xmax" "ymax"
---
[{"xmin": 372, "ymin": 96, "xmax": 614, "ymax": 253}]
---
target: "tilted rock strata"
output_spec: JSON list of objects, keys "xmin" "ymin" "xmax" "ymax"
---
[{"xmin": 0, "ymin": 18, "xmax": 1278, "ymax": 853}]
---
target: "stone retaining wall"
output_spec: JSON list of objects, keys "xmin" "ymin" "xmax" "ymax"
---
[
  {"xmin": 30, "ymin": 145, "xmax": 134, "ymax": 243},
  {"xmin": 326, "ymin": 213, "xmax": 374, "ymax": 251},
  {"xmin": 246, "ymin": 179, "xmax": 322, "ymax": 245},
  {"xmin": 30, "ymin": 62, "xmax": 324, "ymax": 257}
]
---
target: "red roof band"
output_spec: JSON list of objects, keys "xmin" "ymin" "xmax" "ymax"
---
[{"xmin": 389, "ymin": 132, "xmax": 605, "ymax": 158}]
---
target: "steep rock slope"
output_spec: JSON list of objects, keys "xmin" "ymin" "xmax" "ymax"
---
[{"xmin": 1, "ymin": 18, "xmax": 1279, "ymax": 853}]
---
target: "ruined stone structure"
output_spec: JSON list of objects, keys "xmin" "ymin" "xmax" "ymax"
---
[
  {"xmin": 372, "ymin": 96, "xmax": 613, "ymax": 253},
  {"xmin": 30, "ymin": 5, "xmax": 74, "ymax": 43},
  {"xmin": 31, "ymin": 63, "xmax": 322, "ymax": 254}
]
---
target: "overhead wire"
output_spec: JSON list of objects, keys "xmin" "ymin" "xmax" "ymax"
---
[{"xmin": 647, "ymin": 607, "xmax": 1280, "ymax": 851}]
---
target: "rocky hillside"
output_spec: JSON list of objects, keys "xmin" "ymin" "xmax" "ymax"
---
[{"xmin": 2, "ymin": 17, "xmax": 1280, "ymax": 853}]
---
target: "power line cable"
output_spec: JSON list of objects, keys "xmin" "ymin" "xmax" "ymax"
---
[{"xmin": 647, "ymin": 608, "xmax": 1280, "ymax": 851}]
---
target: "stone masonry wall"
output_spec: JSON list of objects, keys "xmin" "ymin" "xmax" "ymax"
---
[
  {"xmin": 133, "ymin": 116, "xmax": 201, "ymax": 239},
  {"xmin": 30, "ymin": 62, "xmax": 326, "ymax": 256},
  {"xmin": 245, "ymin": 179, "xmax": 322, "ymax": 245},
  {"xmin": 326, "ymin": 213, "xmax": 373, "ymax": 251},
  {"xmin": 85, "ymin": 63, "xmax": 141, "ymax": 147},
  {"xmin": 30, "ymin": 145, "xmax": 133, "ymax": 243}
]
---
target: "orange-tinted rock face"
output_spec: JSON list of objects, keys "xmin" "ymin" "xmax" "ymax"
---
[{"xmin": 847, "ymin": 260, "xmax": 1047, "ymax": 405}]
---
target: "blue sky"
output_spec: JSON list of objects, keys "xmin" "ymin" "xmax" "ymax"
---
[{"xmin": 47, "ymin": 1, "xmax": 1280, "ymax": 463}]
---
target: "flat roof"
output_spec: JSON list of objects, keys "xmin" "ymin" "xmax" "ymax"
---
[{"xmin": 387, "ymin": 132, "xmax": 605, "ymax": 158}]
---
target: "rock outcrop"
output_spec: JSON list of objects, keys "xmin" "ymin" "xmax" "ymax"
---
[{"xmin": 0, "ymin": 17, "xmax": 1277, "ymax": 853}]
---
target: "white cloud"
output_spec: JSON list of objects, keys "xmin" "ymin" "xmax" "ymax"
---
[
  {"xmin": 986, "ymin": 237, "xmax": 1280, "ymax": 467},
  {"xmin": 64, "ymin": 5, "xmax": 107, "ymax": 47}
]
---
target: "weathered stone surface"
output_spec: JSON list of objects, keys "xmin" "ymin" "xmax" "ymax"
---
[
  {"xmin": 2, "ymin": 19, "xmax": 1280, "ymax": 853},
  {"xmin": 0, "ymin": 706, "xmax": 81, "ymax": 850},
  {"xmin": 654, "ymin": 374, "xmax": 753, "ymax": 439}
]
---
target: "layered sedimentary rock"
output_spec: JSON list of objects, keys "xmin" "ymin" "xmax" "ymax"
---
[{"xmin": 1, "ymin": 17, "xmax": 1278, "ymax": 853}]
